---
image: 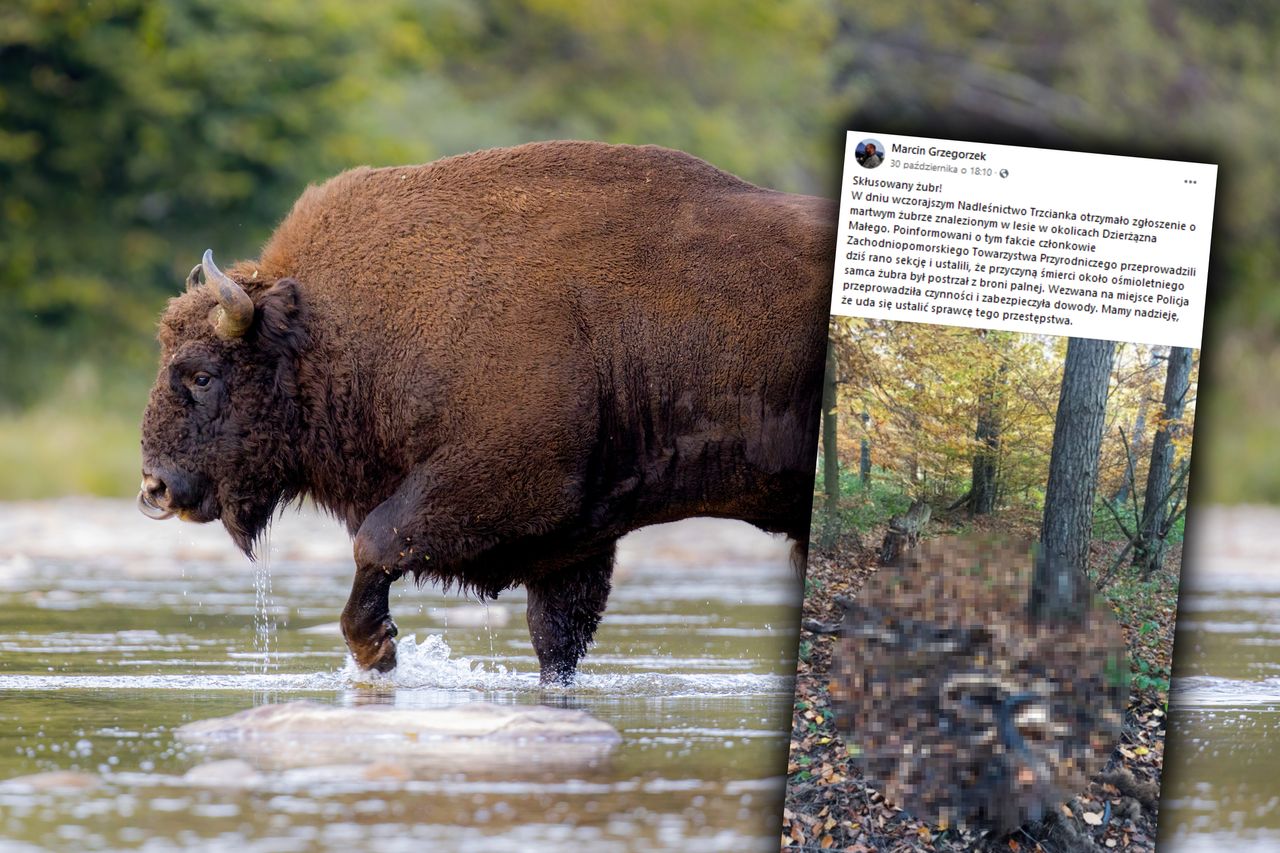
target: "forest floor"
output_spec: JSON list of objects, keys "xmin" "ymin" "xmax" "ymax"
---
[{"xmin": 782, "ymin": 509, "xmax": 1178, "ymax": 852}]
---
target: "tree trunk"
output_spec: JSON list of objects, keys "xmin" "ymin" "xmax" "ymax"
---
[
  {"xmin": 970, "ymin": 332, "xmax": 1006, "ymax": 516},
  {"xmin": 970, "ymin": 374, "xmax": 1002, "ymax": 515},
  {"xmin": 1114, "ymin": 347, "xmax": 1161, "ymax": 506},
  {"xmin": 1133, "ymin": 346, "xmax": 1193, "ymax": 577},
  {"xmin": 859, "ymin": 410, "xmax": 872, "ymax": 487},
  {"xmin": 820, "ymin": 345, "xmax": 841, "ymax": 549},
  {"xmin": 879, "ymin": 499, "xmax": 931, "ymax": 565},
  {"xmin": 1029, "ymin": 337, "xmax": 1117, "ymax": 624}
]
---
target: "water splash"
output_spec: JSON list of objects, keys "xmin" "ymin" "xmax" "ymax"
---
[
  {"xmin": 341, "ymin": 633, "xmax": 793, "ymax": 696},
  {"xmin": 342, "ymin": 634, "xmax": 529, "ymax": 691},
  {"xmin": 252, "ymin": 529, "xmax": 276, "ymax": 674}
]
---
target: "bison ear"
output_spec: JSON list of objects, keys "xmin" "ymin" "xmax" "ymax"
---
[
  {"xmin": 255, "ymin": 278, "xmax": 305, "ymax": 354},
  {"xmin": 257, "ymin": 278, "xmax": 300, "ymax": 327}
]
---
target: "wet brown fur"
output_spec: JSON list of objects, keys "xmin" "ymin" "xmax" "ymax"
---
[{"xmin": 141, "ymin": 141, "xmax": 834, "ymax": 677}]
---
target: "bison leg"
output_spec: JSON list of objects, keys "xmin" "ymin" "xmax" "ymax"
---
[
  {"xmin": 343, "ymin": 496, "xmax": 421, "ymax": 672},
  {"xmin": 340, "ymin": 561, "xmax": 403, "ymax": 673},
  {"xmin": 342, "ymin": 465, "xmax": 472, "ymax": 673},
  {"xmin": 526, "ymin": 546, "xmax": 615, "ymax": 686}
]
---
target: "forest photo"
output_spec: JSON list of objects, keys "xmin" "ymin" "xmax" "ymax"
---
[{"xmin": 785, "ymin": 318, "xmax": 1197, "ymax": 851}]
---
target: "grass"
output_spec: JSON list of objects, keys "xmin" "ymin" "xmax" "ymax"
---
[
  {"xmin": 0, "ymin": 365, "xmax": 149, "ymax": 499},
  {"xmin": 0, "ymin": 408, "xmax": 141, "ymax": 498},
  {"xmin": 818, "ymin": 460, "xmax": 1192, "ymax": 553},
  {"xmin": 813, "ymin": 463, "xmax": 914, "ymax": 537},
  {"xmin": 1098, "ymin": 571, "xmax": 1178, "ymax": 694}
]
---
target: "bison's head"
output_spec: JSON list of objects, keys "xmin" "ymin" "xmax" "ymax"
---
[{"xmin": 139, "ymin": 250, "xmax": 307, "ymax": 557}]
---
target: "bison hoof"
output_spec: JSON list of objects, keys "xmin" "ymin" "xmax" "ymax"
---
[
  {"xmin": 538, "ymin": 664, "xmax": 577, "ymax": 687},
  {"xmin": 349, "ymin": 617, "xmax": 399, "ymax": 673}
]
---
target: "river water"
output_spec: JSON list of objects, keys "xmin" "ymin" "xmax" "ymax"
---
[
  {"xmin": 1161, "ymin": 506, "xmax": 1280, "ymax": 851},
  {"xmin": 0, "ymin": 501, "xmax": 799, "ymax": 851}
]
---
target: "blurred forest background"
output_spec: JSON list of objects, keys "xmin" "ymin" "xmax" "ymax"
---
[
  {"xmin": 0, "ymin": 0, "xmax": 1276, "ymax": 502},
  {"xmin": 819, "ymin": 322, "xmax": 1196, "ymax": 565}
]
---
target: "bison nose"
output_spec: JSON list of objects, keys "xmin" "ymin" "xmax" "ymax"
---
[
  {"xmin": 137, "ymin": 472, "xmax": 176, "ymax": 520},
  {"xmin": 143, "ymin": 473, "xmax": 168, "ymax": 503}
]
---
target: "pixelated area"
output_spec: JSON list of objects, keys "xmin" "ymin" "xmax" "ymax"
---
[
  {"xmin": 784, "ymin": 512, "xmax": 1173, "ymax": 852},
  {"xmin": 829, "ymin": 535, "xmax": 1127, "ymax": 834}
]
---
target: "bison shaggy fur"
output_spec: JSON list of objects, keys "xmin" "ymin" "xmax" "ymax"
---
[{"xmin": 139, "ymin": 141, "xmax": 834, "ymax": 683}]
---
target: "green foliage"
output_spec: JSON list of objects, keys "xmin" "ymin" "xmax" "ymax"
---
[
  {"xmin": 1, "ymin": 0, "xmax": 837, "ymax": 497},
  {"xmin": 1103, "ymin": 652, "xmax": 1131, "ymax": 691},
  {"xmin": 0, "ymin": 0, "xmax": 400, "ymax": 407},
  {"xmin": 2, "ymin": 0, "xmax": 1279, "ymax": 505},
  {"xmin": 1101, "ymin": 572, "xmax": 1178, "ymax": 694},
  {"xmin": 1103, "ymin": 575, "xmax": 1173, "ymax": 623},
  {"xmin": 812, "ymin": 459, "xmax": 912, "ymax": 535},
  {"xmin": 1093, "ymin": 500, "xmax": 1186, "ymax": 543},
  {"xmin": 1132, "ymin": 657, "xmax": 1171, "ymax": 694},
  {"xmin": 388, "ymin": 0, "xmax": 838, "ymax": 194},
  {"xmin": 1092, "ymin": 502, "xmax": 1137, "ymax": 541}
]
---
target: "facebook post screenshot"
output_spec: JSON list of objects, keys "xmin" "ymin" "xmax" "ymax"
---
[{"xmin": 782, "ymin": 133, "xmax": 1216, "ymax": 850}]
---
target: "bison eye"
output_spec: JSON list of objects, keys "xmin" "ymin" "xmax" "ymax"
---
[{"xmin": 192, "ymin": 372, "xmax": 213, "ymax": 389}]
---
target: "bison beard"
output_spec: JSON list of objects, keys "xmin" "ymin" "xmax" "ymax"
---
[{"xmin": 138, "ymin": 141, "xmax": 834, "ymax": 684}]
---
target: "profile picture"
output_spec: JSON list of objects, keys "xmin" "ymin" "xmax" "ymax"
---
[{"xmin": 856, "ymin": 138, "xmax": 885, "ymax": 169}]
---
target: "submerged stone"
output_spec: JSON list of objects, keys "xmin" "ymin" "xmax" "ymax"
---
[
  {"xmin": 175, "ymin": 700, "xmax": 621, "ymax": 775},
  {"xmin": 178, "ymin": 700, "xmax": 620, "ymax": 742},
  {"xmin": 0, "ymin": 771, "xmax": 100, "ymax": 791},
  {"xmin": 183, "ymin": 759, "xmax": 264, "ymax": 788}
]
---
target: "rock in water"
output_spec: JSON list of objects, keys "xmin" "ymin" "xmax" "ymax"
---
[
  {"xmin": 178, "ymin": 700, "xmax": 620, "ymax": 741},
  {"xmin": 830, "ymin": 535, "xmax": 1128, "ymax": 835},
  {"xmin": 0, "ymin": 771, "xmax": 100, "ymax": 791},
  {"xmin": 183, "ymin": 759, "xmax": 264, "ymax": 788},
  {"xmin": 176, "ymin": 700, "xmax": 621, "ymax": 775}
]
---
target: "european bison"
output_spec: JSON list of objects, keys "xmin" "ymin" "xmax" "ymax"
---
[{"xmin": 138, "ymin": 141, "xmax": 834, "ymax": 683}]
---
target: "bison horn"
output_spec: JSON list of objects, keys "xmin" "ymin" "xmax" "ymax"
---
[
  {"xmin": 202, "ymin": 249, "xmax": 254, "ymax": 338},
  {"xmin": 185, "ymin": 263, "xmax": 202, "ymax": 292}
]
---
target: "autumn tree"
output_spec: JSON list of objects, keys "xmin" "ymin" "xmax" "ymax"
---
[
  {"xmin": 1029, "ymin": 337, "xmax": 1116, "ymax": 624},
  {"xmin": 969, "ymin": 331, "xmax": 1008, "ymax": 515},
  {"xmin": 1112, "ymin": 348, "xmax": 1163, "ymax": 506},
  {"xmin": 858, "ymin": 409, "xmax": 872, "ymax": 487},
  {"xmin": 1133, "ymin": 346, "xmax": 1194, "ymax": 577},
  {"xmin": 834, "ymin": 320, "xmax": 1057, "ymax": 509}
]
